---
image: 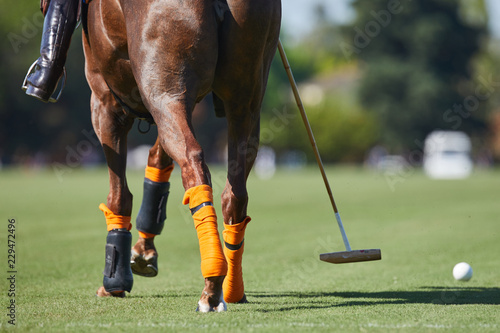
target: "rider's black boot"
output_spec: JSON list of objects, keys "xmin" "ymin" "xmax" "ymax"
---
[{"xmin": 22, "ymin": 0, "xmax": 79, "ymax": 102}]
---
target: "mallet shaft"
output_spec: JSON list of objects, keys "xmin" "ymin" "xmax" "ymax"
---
[
  {"xmin": 279, "ymin": 40, "xmax": 382, "ymax": 264},
  {"xmin": 335, "ymin": 212, "xmax": 352, "ymax": 251},
  {"xmin": 278, "ymin": 40, "xmax": 351, "ymax": 250}
]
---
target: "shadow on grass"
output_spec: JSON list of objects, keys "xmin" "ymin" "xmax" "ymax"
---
[
  {"xmin": 127, "ymin": 292, "xmax": 199, "ymax": 299},
  {"xmin": 247, "ymin": 287, "xmax": 500, "ymax": 312}
]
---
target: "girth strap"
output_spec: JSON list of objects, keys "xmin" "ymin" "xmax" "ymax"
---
[{"xmin": 106, "ymin": 83, "xmax": 156, "ymax": 125}]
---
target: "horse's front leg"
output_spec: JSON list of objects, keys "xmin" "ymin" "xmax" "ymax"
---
[
  {"xmin": 214, "ymin": 0, "xmax": 280, "ymax": 304},
  {"xmin": 91, "ymin": 92, "xmax": 135, "ymax": 297},
  {"xmin": 131, "ymin": 137, "xmax": 174, "ymax": 277}
]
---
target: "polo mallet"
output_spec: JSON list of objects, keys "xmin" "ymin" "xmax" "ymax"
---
[{"xmin": 277, "ymin": 40, "xmax": 381, "ymax": 264}]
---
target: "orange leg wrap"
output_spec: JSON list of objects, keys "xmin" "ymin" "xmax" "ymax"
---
[
  {"xmin": 138, "ymin": 231, "xmax": 156, "ymax": 239},
  {"xmin": 183, "ymin": 185, "xmax": 227, "ymax": 278},
  {"xmin": 223, "ymin": 217, "xmax": 251, "ymax": 303},
  {"xmin": 145, "ymin": 164, "xmax": 174, "ymax": 183},
  {"xmin": 99, "ymin": 203, "xmax": 132, "ymax": 231}
]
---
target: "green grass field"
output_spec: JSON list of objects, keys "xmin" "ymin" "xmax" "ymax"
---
[{"xmin": 1, "ymin": 165, "xmax": 499, "ymax": 332}]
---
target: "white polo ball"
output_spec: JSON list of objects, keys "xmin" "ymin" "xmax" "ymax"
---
[{"xmin": 453, "ymin": 262, "xmax": 473, "ymax": 281}]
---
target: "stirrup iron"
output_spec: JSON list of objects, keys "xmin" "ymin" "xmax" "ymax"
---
[{"xmin": 22, "ymin": 61, "xmax": 67, "ymax": 103}]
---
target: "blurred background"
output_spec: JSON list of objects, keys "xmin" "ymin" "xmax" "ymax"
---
[{"xmin": 1, "ymin": 0, "xmax": 499, "ymax": 176}]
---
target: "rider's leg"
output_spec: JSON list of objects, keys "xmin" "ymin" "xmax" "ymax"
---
[{"xmin": 23, "ymin": 0, "xmax": 79, "ymax": 102}]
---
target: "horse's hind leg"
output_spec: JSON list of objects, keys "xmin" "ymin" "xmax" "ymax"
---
[
  {"xmin": 89, "ymin": 88, "xmax": 136, "ymax": 297},
  {"xmin": 131, "ymin": 138, "xmax": 174, "ymax": 277},
  {"xmin": 144, "ymin": 97, "xmax": 227, "ymax": 312},
  {"xmin": 163, "ymin": 101, "xmax": 227, "ymax": 312},
  {"xmin": 216, "ymin": 0, "xmax": 281, "ymax": 304},
  {"xmin": 220, "ymin": 101, "xmax": 260, "ymax": 304}
]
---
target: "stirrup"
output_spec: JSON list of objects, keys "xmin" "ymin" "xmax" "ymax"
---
[{"xmin": 22, "ymin": 60, "xmax": 67, "ymax": 103}]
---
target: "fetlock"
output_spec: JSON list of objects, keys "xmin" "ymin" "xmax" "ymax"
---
[
  {"xmin": 130, "ymin": 237, "xmax": 158, "ymax": 277},
  {"xmin": 132, "ymin": 237, "xmax": 157, "ymax": 259},
  {"xmin": 197, "ymin": 276, "xmax": 226, "ymax": 313},
  {"xmin": 223, "ymin": 217, "xmax": 251, "ymax": 303}
]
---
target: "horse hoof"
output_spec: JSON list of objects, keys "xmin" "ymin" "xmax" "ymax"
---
[
  {"xmin": 96, "ymin": 286, "xmax": 126, "ymax": 298},
  {"xmin": 196, "ymin": 293, "xmax": 227, "ymax": 313},
  {"xmin": 130, "ymin": 249, "xmax": 158, "ymax": 277}
]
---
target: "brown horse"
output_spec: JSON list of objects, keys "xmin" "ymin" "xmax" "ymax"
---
[{"xmin": 82, "ymin": 0, "xmax": 281, "ymax": 311}]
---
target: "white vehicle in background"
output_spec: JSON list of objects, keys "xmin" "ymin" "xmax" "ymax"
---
[{"xmin": 423, "ymin": 131, "xmax": 473, "ymax": 179}]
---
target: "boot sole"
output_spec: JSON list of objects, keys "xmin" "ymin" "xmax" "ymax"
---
[{"xmin": 25, "ymin": 85, "xmax": 52, "ymax": 103}]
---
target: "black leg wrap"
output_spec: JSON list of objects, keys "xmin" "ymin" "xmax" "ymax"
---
[
  {"xmin": 103, "ymin": 230, "xmax": 133, "ymax": 293},
  {"xmin": 136, "ymin": 179, "xmax": 170, "ymax": 235}
]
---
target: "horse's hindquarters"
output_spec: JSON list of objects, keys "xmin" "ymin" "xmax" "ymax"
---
[
  {"xmin": 83, "ymin": 0, "xmax": 148, "ymax": 113},
  {"xmin": 213, "ymin": 0, "xmax": 282, "ymax": 101},
  {"xmin": 121, "ymin": 0, "xmax": 220, "ymax": 104}
]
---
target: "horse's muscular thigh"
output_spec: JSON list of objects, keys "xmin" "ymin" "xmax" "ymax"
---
[{"xmin": 124, "ymin": 0, "xmax": 218, "ymax": 98}]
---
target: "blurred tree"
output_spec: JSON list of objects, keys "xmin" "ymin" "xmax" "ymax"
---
[
  {"xmin": 0, "ymin": 2, "xmax": 98, "ymax": 166},
  {"xmin": 266, "ymin": 90, "xmax": 379, "ymax": 163},
  {"xmin": 260, "ymin": 11, "xmax": 379, "ymax": 163},
  {"xmin": 345, "ymin": 0, "xmax": 488, "ymax": 152}
]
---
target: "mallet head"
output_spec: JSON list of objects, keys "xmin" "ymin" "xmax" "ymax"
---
[{"xmin": 320, "ymin": 249, "xmax": 381, "ymax": 264}]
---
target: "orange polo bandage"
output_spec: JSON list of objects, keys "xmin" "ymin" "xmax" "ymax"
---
[
  {"xmin": 138, "ymin": 231, "xmax": 156, "ymax": 239},
  {"xmin": 99, "ymin": 203, "xmax": 132, "ymax": 231},
  {"xmin": 145, "ymin": 164, "xmax": 174, "ymax": 183},
  {"xmin": 183, "ymin": 185, "xmax": 227, "ymax": 278},
  {"xmin": 222, "ymin": 217, "xmax": 250, "ymax": 303}
]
